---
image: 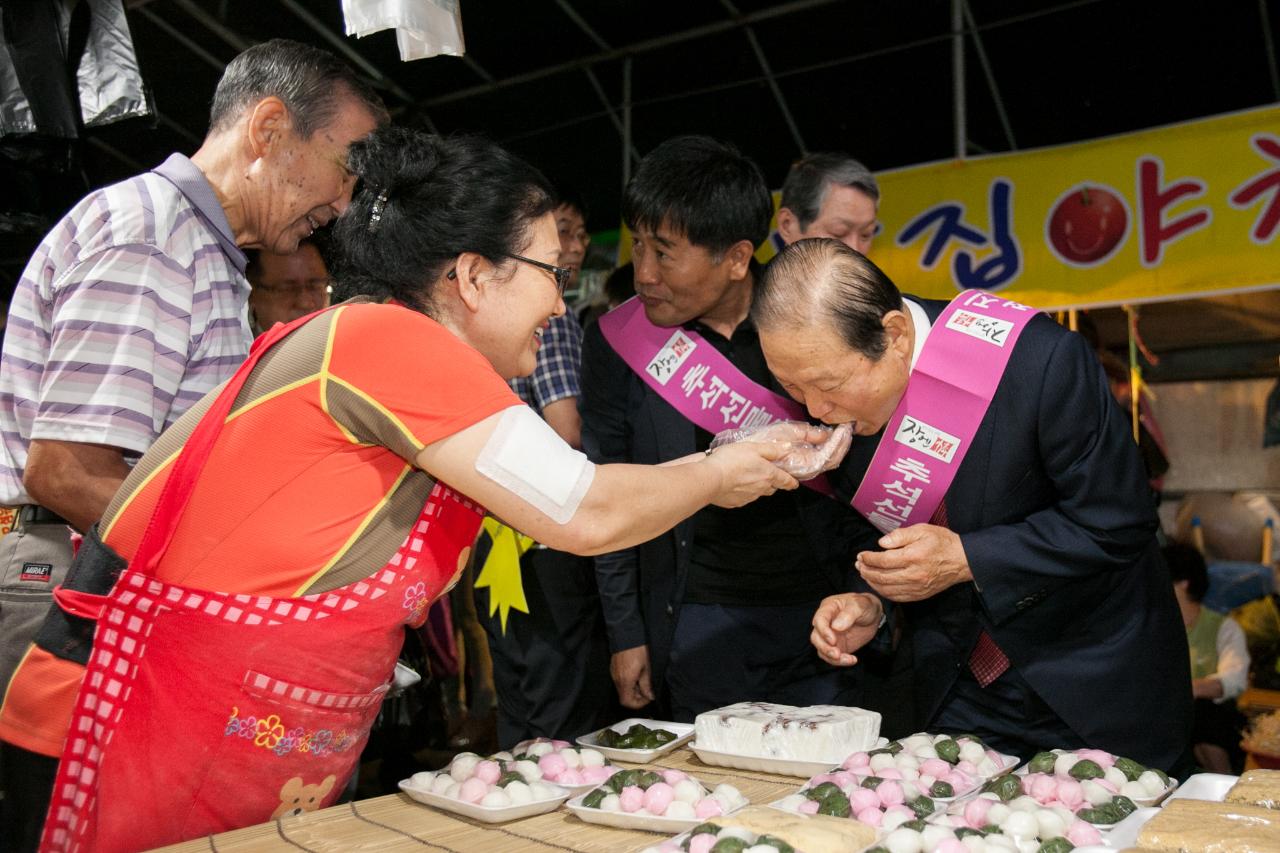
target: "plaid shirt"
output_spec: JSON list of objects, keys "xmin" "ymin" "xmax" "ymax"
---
[{"xmin": 508, "ymin": 311, "xmax": 582, "ymax": 413}]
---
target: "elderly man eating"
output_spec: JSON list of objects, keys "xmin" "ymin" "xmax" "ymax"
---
[{"xmin": 751, "ymin": 237, "xmax": 1192, "ymax": 773}]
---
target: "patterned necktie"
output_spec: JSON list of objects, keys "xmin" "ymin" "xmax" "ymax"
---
[{"xmin": 930, "ymin": 501, "xmax": 1010, "ymax": 687}]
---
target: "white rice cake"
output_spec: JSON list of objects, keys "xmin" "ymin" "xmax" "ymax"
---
[{"xmin": 694, "ymin": 702, "xmax": 881, "ymax": 762}]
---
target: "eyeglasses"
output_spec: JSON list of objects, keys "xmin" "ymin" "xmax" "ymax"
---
[
  {"xmin": 446, "ymin": 253, "xmax": 573, "ymax": 296},
  {"xmin": 504, "ymin": 253, "xmax": 572, "ymax": 296}
]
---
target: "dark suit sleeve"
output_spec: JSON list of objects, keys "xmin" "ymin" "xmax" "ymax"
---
[
  {"xmin": 579, "ymin": 321, "xmax": 648, "ymax": 653},
  {"xmin": 960, "ymin": 328, "xmax": 1158, "ymax": 626}
]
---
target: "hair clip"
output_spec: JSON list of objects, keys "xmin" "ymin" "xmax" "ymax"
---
[{"xmin": 367, "ymin": 188, "xmax": 389, "ymax": 234}]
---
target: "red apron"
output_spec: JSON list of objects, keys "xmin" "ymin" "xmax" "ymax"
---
[{"xmin": 39, "ymin": 313, "xmax": 484, "ymax": 853}]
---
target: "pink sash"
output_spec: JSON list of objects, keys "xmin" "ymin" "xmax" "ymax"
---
[
  {"xmin": 598, "ymin": 297, "xmax": 832, "ymax": 495},
  {"xmin": 851, "ymin": 291, "xmax": 1038, "ymax": 533}
]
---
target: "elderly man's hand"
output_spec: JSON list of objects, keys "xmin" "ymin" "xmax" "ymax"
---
[
  {"xmin": 856, "ymin": 523, "xmax": 973, "ymax": 602},
  {"xmin": 811, "ymin": 592, "xmax": 884, "ymax": 666}
]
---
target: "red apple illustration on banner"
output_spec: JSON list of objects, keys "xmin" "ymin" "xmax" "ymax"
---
[{"xmin": 1046, "ymin": 184, "xmax": 1129, "ymax": 265}]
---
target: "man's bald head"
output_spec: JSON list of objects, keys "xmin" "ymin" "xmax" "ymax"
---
[{"xmin": 753, "ymin": 238, "xmax": 903, "ymax": 361}]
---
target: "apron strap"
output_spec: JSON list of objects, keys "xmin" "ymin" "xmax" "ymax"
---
[
  {"xmin": 53, "ymin": 586, "xmax": 109, "ymax": 621},
  {"xmin": 131, "ymin": 308, "xmax": 334, "ymax": 576}
]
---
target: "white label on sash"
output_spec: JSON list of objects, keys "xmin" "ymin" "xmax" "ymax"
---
[
  {"xmin": 945, "ymin": 309, "xmax": 1015, "ymax": 347},
  {"xmin": 645, "ymin": 330, "xmax": 698, "ymax": 385},
  {"xmin": 894, "ymin": 415, "xmax": 962, "ymax": 463}
]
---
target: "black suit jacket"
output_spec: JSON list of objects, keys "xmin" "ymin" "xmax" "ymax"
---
[
  {"xmin": 834, "ymin": 298, "xmax": 1192, "ymax": 770},
  {"xmin": 579, "ymin": 318, "xmax": 862, "ymax": 700}
]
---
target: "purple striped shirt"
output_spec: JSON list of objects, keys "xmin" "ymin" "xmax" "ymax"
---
[{"xmin": 0, "ymin": 153, "xmax": 252, "ymax": 504}]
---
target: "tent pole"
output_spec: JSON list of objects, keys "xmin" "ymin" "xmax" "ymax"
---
[
  {"xmin": 1260, "ymin": 0, "xmax": 1280, "ymax": 100},
  {"xmin": 963, "ymin": 0, "xmax": 1016, "ymax": 150},
  {"xmin": 720, "ymin": 0, "xmax": 807, "ymax": 156},
  {"xmin": 952, "ymin": 0, "xmax": 966, "ymax": 159},
  {"xmin": 623, "ymin": 58, "xmax": 633, "ymax": 192}
]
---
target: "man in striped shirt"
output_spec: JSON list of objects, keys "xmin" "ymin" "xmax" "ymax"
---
[{"xmin": 0, "ymin": 38, "xmax": 384, "ymax": 851}]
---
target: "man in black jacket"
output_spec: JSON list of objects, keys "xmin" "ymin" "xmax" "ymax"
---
[{"xmin": 579, "ymin": 136, "xmax": 867, "ymax": 720}]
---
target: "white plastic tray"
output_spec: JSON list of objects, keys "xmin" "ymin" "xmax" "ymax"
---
[
  {"xmin": 1096, "ymin": 805, "xmax": 1158, "ymax": 848},
  {"xmin": 1011, "ymin": 755, "xmax": 1178, "ymax": 807},
  {"xmin": 577, "ymin": 718, "xmax": 694, "ymax": 763},
  {"xmin": 839, "ymin": 772, "xmax": 977, "ymax": 804},
  {"xmin": 397, "ymin": 779, "xmax": 570, "ymax": 823},
  {"xmin": 643, "ymin": 824, "xmax": 794, "ymax": 853},
  {"xmin": 690, "ymin": 736, "xmax": 891, "ymax": 778},
  {"xmin": 837, "ymin": 750, "xmax": 1019, "ymax": 801},
  {"xmin": 691, "ymin": 744, "xmax": 843, "ymax": 778},
  {"xmin": 564, "ymin": 790, "xmax": 738, "ymax": 833},
  {"xmin": 1164, "ymin": 771, "xmax": 1238, "ymax": 803}
]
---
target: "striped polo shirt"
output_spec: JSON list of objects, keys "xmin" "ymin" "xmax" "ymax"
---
[{"xmin": 0, "ymin": 153, "xmax": 252, "ymax": 505}]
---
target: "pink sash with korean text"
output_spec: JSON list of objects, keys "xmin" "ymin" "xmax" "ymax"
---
[
  {"xmin": 852, "ymin": 290, "xmax": 1039, "ymax": 533},
  {"xmin": 598, "ymin": 297, "xmax": 833, "ymax": 496}
]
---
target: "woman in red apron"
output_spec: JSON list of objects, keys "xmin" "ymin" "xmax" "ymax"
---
[{"xmin": 31, "ymin": 128, "xmax": 806, "ymax": 852}]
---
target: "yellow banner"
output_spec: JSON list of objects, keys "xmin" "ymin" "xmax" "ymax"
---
[{"xmin": 752, "ymin": 107, "xmax": 1279, "ymax": 310}]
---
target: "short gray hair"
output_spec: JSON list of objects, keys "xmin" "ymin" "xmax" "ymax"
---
[
  {"xmin": 752, "ymin": 238, "xmax": 902, "ymax": 360},
  {"xmin": 780, "ymin": 152, "xmax": 880, "ymax": 231},
  {"xmin": 208, "ymin": 39, "xmax": 388, "ymax": 139}
]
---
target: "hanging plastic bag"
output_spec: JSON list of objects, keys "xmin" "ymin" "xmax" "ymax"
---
[{"xmin": 342, "ymin": 0, "xmax": 465, "ymax": 62}]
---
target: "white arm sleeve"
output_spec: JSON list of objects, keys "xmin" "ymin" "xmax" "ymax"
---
[
  {"xmin": 1213, "ymin": 616, "xmax": 1251, "ymax": 702},
  {"xmin": 475, "ymin": 405, "xmax": 595, "ymax": 525}
]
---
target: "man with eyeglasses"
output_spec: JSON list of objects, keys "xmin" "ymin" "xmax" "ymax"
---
[
  {"xmin": 473, "ymin": 190, "xmax": 618, "ymax": 747},
  {"xmin": 580, "ymin": 137, "xmax": 865, "ymax": 721},
  {"xmin": 247, "ymin": 240, "xmax": 331, "ymax": 336}
]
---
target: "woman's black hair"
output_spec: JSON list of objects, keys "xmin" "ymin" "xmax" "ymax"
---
[{"xmin": 330, "ymin": 127, "xmax": 556, "ymax": 314}]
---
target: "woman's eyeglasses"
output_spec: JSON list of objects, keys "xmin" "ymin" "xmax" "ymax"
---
[
  {"xmin": 446, "ymin": 254, "xmax": 573, "ymax": 295},
  {"xmin": 503, "ymin": 253, "xmax": 572, "ymax": 295}
]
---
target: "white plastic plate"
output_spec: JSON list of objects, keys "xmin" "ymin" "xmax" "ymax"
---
[
  {"xmin": 564, "ymin": 790, "xmax": 740, "ymax": 833},
  {"xmin": 576, "ymin": 718, "xmax": 694, "ymax": 763},
  {"xmin": 397, "ymin": 778, "xmax": 570, "ymax": 824}
]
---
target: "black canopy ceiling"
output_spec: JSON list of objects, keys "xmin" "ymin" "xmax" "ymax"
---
[
  {"xmin": 4, "ymin": 0, "xmax": 1280, "ymax": 376},
  {"xmin": 91, "ymin": 0, "xmax": 1280, "ymax": 227}
]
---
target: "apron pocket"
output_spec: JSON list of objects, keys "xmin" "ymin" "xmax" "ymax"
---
[{"xmin": 179, "ymin": 669, "xmax": 388, "ymax": 836}]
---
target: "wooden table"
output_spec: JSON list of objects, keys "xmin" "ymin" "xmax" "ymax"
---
[
  {"xmin": 153, "ymin": 747, "xmax": 809, "ymax": 852},
  {"xmin": 1237, "ymin": 686, "xmax": 1280, "ymax": 716}
]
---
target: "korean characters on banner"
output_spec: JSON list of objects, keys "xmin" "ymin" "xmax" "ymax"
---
[
  {"xmin": 644, "ymin": 328, "xmax": 776, "ymax": 430},
  {"xmin": 862, "ymin": 105, "xmax": 1280, "ymax": 309},
  {"xmin": 866, "ymin": 454, "xmax": 934, "ymax": 533}
]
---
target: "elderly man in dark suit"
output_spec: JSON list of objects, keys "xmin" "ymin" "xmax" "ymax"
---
[{"xmin": 752, "ymin": 237, "xmax": 1192, "ymax": 772}]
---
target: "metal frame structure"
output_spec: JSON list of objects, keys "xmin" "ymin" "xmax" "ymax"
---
[{"xmin": 116, "ymin": 0, "xmax": 1280, "ymax": 181}]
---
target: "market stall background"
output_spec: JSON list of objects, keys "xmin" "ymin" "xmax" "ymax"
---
[{"xmin": 2, "ymin": 0, "xmax": 1279, "ymax": 389}]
